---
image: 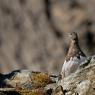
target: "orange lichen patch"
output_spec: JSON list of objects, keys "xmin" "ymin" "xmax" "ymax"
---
[
  {"xmin": 17, "ymin": 88, "xmax": 45, "ymax": 95},
  {"xmin": 31, "ymin": 72, "xmax": 52, "ymax": 88}
]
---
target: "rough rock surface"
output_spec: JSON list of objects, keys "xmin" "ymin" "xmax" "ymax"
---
[
  {"xmin": 58, "ymin": 55, "xmax": 95, "ymax": 95},
  {"xmin": 0, "ymin": 55, "xmax": 95, "ymax": 95},
  {"xmin": 0, "ymin": 0, "xmax": 95, "ymax": 74}
]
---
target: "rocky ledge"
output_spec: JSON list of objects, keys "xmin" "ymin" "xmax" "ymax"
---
[{"xmin": 0, "ymin": 56, "xmax": 95, "ymax": 95}]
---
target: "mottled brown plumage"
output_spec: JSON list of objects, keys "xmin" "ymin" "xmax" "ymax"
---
[
  {"xmin": 61, "ymin": 32, "xmax": 86, "ymax": 78},
  {"xmin": 65, "ymin": 32, "xmax": 86, "ymax": 61}
]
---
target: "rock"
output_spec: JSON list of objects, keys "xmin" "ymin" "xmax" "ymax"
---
[
  {"xmin": 0, "ymin": 92, "xmax": 6, "ymax": 95},
  {"xmin": 58, "ymin": 56, "xmax": 95, "ymax": 95},
  {"xmin": 52, "ymin": 85, "xmax": 64, "ymax": 95},
  {"xmin": 1, "ymin": 70, "xmax": 56, "ymax": 89},
  {"xmin": 0, "ymin": 56, "xmax": 95, "ymax": 95},
  {"xmin": 0, "ymin": 88, "xmax": 45, "ymax": 95}
]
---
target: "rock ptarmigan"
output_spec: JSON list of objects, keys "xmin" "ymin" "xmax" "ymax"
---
[{"xmin": 61, "ymin": 32, "xmax": 86, "ymax": 78}]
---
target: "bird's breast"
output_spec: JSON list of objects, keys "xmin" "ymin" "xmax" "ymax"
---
[{"xmin": 61, "ymin": 56, "xmax": 86, "ymax": 77}]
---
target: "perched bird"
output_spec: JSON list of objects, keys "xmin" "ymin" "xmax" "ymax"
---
[{"xmin": 61, "ymin": 32, "xmax": 86, "ymax": 78}]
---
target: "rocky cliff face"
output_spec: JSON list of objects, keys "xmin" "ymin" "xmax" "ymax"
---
[{"xmin": 0, "ymin": 0, "xmax": 95, "ymax": 74}]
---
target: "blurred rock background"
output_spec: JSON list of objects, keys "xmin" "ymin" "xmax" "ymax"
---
[{"xmin": 0, "ymin": 0, "xmax": 95, "ymax": 74}]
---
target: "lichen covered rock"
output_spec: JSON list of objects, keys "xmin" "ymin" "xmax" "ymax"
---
[{"xmin": 0, "ymin": 56, "xmax": 95, "ymax": 95}]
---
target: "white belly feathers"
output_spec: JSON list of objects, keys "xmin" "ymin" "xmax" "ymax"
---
[{"xmin": 61, "ymin": 56, "xmax": 86, "ymax": 77}]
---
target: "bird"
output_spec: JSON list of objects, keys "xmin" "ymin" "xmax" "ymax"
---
[{"xmin": 61, "ymin": 32, "xmax": 86, "ymax": 78}]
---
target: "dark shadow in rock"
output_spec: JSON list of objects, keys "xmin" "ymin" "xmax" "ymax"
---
[
  {"xmin": 44, "ymin": 0, "xmax": 63, "ymax": 39},
  {"xmin": 54, "ymin": 30, "xmax": 63, "ymax": 39},
  {"xmin": 83, "ymin": 19, "xmax": 93, "ymax": 27},
  {"xmin": 81, "ymin": 19, "xmax": 94, "ymax": 53},
  {"xmin": 19, "ymin": 0, "xmax": 26, "ymax": 5},
  {"xmin": 1, "ymin": 6, "xmax": 12, "ymax": 15},
  {"xmin": 0, "ymin": 73, "xmax": 7, "ymax": 87},
  {"xmin": 44, "ymin": 0, "xmax": 51, "ymax": 19},
  {"xmin": 83, "ymin": 19, "xmax": 94, "ymax": 48},
  {"xmin": 46, "ymin": 89, "xmax": 53, "ymax": 95},
  {"xmin": 4, "ymin": 70, "xmax": 21, "ymax": 79},
  {"xmin": 85, "ymin": 31, "xmax": 94, "ymax": 48},
  {"xmin": 3, "ymin": 91, "xmax": 21, "ymax": 95},
  {"xmin": 13, "ymin": 20, "xmax": 22, "ymax": 31},
  {"xmin": 69, "ymin": 0, "xmax": 81, "ymax": 9}
]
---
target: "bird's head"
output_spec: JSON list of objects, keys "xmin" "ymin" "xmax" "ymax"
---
[{"xmin": 69, "ymin": 32, "xmax": 78, "ymax": 42}]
